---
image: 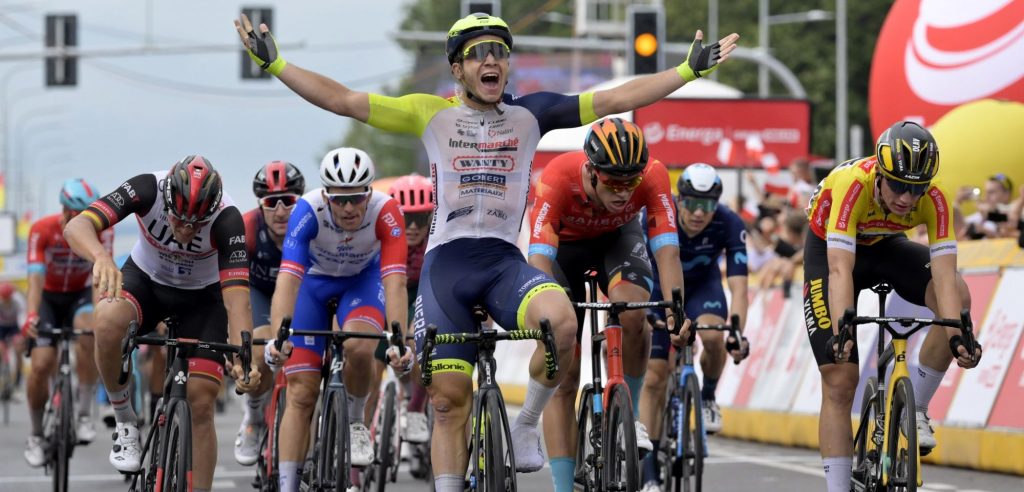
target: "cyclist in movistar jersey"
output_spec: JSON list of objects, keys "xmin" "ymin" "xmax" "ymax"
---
[
  {"xmin": 236, "ymin": 12, "xmax": 738, "ymax": 489},
  {"xmin": 234, "ymin": 161, "xmax": 306, "ymax": 466},
  {"xmin": 804, "ymin": 121, "xmax": 982, "ymax": 492},
  {"xmin": 638, "ymin": 164, "xmax": 751, "ymax": 492},
  {"xmin": 22, "ymin": 179, "xmax": 109, "ymax": 466}
]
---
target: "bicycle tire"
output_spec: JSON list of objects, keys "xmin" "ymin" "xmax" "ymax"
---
[
  {"xmin": 478, "ymin": 389, "xmax": 515, "ymax": 492},
  {"xmin": 886, "ymin": 377, "xmax": 917, "ymax": 492},
  {"xmin": 602, "ymin": 383, "xmax": 639, "ymax": 491},
  {"xmin": 364, "ymin": 382, "xmax": 397, "ymax": 492},
  {"xmin": 658, "ymin": 384, "xmax": 680, "ymax": 491},
  {"xmin": 853, "ymin": 377, "xmax": 880, "ymax": 492},
  {"xmin": 680, "ymin": 373, "xmax": 704, "ymax": 492},
  {"xmin": 53, "ymin": 377, "xmax": 73, "ymax": 492},
  {"xmin": 317, "ymin": 390, "xmax": 351, "ymax": 490},
  {"xmin": 161, "ymin": 401, "xmax": 193, "ymax": 492},
  {"xmin": 573, "ymin": 384, "xmax": 597, "ymax": 492},
  {"xmin": 267, "ymin": 385, "xmax": 287, "ymax": 492}
]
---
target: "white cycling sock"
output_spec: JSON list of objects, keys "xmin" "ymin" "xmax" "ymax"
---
[
  {"xmin": 77, "ymin": 382, "xmax": 97, "ymax": 418},
  {"xmin": 823, "ymin": 456, "xmax": 852, "ymax": 492},
  {"xmin": 911, "ymin": 364, "xmax": 943, "ymax": 412},
  {"xmin": 243, "ymin": 391, "xmax": 270, "ymax": 425},
  {"xmin": 279, "ymin": 460, "xmax": 300, "ymax": 492},
  {"xmin": 108, "ymin": 385, "xmax": 138, "ymax": 424},
  {"xmin": 515, "ymin": 377, "xmax": 556, "ymax": 428},
  {"xmin": 435, "ymin": 473, "xmax": 464, "ymax": 492},
  {"xmin": 347, "ymin": 393, "xmax": 367, "ymax": 425}
]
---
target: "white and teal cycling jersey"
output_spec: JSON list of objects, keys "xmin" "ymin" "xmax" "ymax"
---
[{"xmin": 366, "ymin": 91, "xmax": 598, "ymax": 252}]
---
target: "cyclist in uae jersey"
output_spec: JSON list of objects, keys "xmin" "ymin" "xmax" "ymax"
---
[
  {"xmin": 264, "ymin": 148, "xmax": 412, "ymax": 492},
  {"xmin": 233, "ymin": 161, "xmax": 306, "ymax": 466},
  {"xmin": 802, "ymin": 122, "xmax": 982, "ymax": 492},
  {"xmin": 527, "ymin": 119, "xmax": 685, "ymax": 492},
  {"xmin": 639, "ymin": 164, "xmax": 751, "ymax": 491},
  {"xmin": 64, "ymin": 156, "xmax": 262, "ymax": 491},
  {"xmin": 237, "ymin": 10, "xmax": 739, "ymax": 487},
  {"xmin": 22, "ymin": 179, "xmax": 110, "ymax": 466}
]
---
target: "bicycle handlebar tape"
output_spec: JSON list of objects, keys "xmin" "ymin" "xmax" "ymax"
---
[
  {"xmin": 275, "ymin": 317, "xmax": 292, "ymax": 352},
  {"xmin": 390, "ymin": 321, "xmax": 406, "ymax": 357},
  {"xmin": 540, "ymin": 319, "xmax": 559, "ymax": 381},
  {"xmin": 421, "ymin": 325, "xmax": 438, "ymax": 387},
  {"xmin": 118, "ymin": 321, "xmax": 139, "ymax": 385}
]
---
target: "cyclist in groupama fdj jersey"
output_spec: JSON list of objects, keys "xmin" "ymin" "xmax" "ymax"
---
[
  {"xmin": 527, "ymin": 118, "xmax": 685, "ymax": 492},
  {"xmin": 233, "ymin": 161, "xmax": 306, "ymax": 466},
  {"xmin": 802, "ymin": 121, "xmax": 983, "ymax": 492},
  {"xmin": 64, "ymin": 156, "xmax": 262, "ymax": 492},
  {"xmin": 236, "ymin": 11, "xmax": 738, "ymax": 490},
  {"xmin": 22, "ymin": 179, "xmax": 109, "ymax": 467},
  {"xmin": 264, "ymin": 148, "xmax": 414, "ymax": 492},
  {"xmin": 639, "ymin": 164, "xmax": 751, "ymax": 491}
]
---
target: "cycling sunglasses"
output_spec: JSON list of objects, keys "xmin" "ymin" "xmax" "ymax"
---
[
  {"xmin": 167, "ymin": 211, "xmax": 210, "ymax": 228},
  {"xmin": 884, "ymin": 178, "xmax": 930, "ymax": 197},
  {"xmin": 595, "ymin": 171, "xmax": 643, "ymax": 193},
  {"xmin": 405, "ymin": 211, "xmax": 432, "ymax": 227},
  {"xmin": 678, "ymin": 197, "xmax": 718, "ymax": 213},
  {"xmin": 325, "ymin": 190, "xmax": 371, "ymax": 206},
  {"xmin": 462, "ymin": 39, "xmax": 511, "ymax": 62},
  {"xmin": 259, "ymin": 194, "xmax": 299, "ymax": 210}
]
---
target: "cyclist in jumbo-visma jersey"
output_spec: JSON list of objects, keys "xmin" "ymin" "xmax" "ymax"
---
[
  {"xmin": 236, "ymin": 11, "xmax": 739, "ymax": 491},
  {"xmin": 803, "ymin": 121, "xmax": 983, "ymax": 492}
]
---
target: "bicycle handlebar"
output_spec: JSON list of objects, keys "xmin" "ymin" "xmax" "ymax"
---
[
  {"xmin": 695, "ymin": 314, "xmax": 743, "ymax": 365},
  {"xmin": 838, "ymin": 307, "xmax": 978, "ymax": 362},
  {"xmin": 419, "ymin": 319, "xmax": 559, "ymax": 387},
  {"xmin": 118, "ymin": 320, "xmax": 254, "ymax": 387}
]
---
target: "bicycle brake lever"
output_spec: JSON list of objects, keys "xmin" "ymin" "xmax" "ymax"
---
[
  {"xmin": 539, "ymin": 319, "xmax": 559, "ymax": 380},
  {"xmin": 420, "ymin": 325, "xmax": 437, "ymax": 387},
  {"xmin": 118, "ymin": 321, "xmax": 139, "ymax": 385},
  {"xmin": 390, "ymin": 320, "xmax": 406, "ymax": 357},
  {"xmin": 275, "ymin": 317, "xmax": 291, "ymax": 352}
]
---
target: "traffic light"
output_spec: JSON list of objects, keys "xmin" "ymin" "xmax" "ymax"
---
[
  {"xmin": 462, "ymin": 0, "xmax": 500, "ymax": 16},
  {"xmin": 627, "ymin": 5, "xmax": 664, "ymax": 75},
  {"xmin": 241, "ymin": 7, "xmax": 273, "ymax": 80},
  {"xmin": 45, "ymin": 14, "xmax": 77, "ymax": 87}
]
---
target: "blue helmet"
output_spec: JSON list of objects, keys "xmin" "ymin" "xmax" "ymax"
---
[{"xmin": 59, "ymin": 178, "xmax": 99, "ymax": 211}]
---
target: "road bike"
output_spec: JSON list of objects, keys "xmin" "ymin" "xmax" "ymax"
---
[
  {"xmin": 118, "ymin": 317, "xmax": 254, "ymax": 492},
  {"xmin": 253, "ymin": 360, "xmax": 288, "ymax": 492},
  {"xmin": 842, "ymin": 283, "xmax": 977, "ymax": 492},
  {"xmin": 573, "ymin": 270, "xmax": 683, "ymax": 492},
  {"xmin": 420, "ymin": 306, "xmax": 559, "ymax": 492},
  {"xmin": 37, "ymin": 325, "xmax": 93, "ymax": 492}
]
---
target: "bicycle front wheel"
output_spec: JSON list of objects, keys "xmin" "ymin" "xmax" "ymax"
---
[
  {"xmin": 853, "ymin": 377, "xmax": 880, "ymax": 492},
  {"xmin": 364, "ymin": 382, "xmax": 397, "ymax": 492},
  {"xmin": 161, "ymin": 402, "xmax": 194, "ymax": 492},
  {"xmin": 601, "ymin": 383, "xmax": 639, "ymax": 491},
  {"xmin": 317, "ymin": 390, "xmax": 351, "ymax": 490},
  {"xmin": 886, "ymin": 377, "xmax": 917, "ymax": 492},
  {"xmin": 680, "ymin": 373, "xmax": 704, "ymax": 492},
  {"xmin": 574, "ymin": 384, "xmax": 597, "ymax": 492},
  {"xmin": 52, "ymin": 377, "xmax": 73, "ymax": 492},
  {"xmin": 475, "ymin": 389, "xmax": 515, "ymax": 492}
]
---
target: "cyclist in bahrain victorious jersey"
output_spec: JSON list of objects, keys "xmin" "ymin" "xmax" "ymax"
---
[
  {"xmin": 236, "ymin": 11, "xmax": 738, "ymax": 490},
  {"xmin": 263, "ymin": 148, "xmax": 414, "ymax": 492},
  {"xmin": 63, "ymin": 156, "xmax": 262, "ymax": 492},
  {"xmin": 528, "ymin": 118, "xmax": 689, "ymax": 492},
  {"xmin": 639, "ymin": 164, "xmax": 751, "ymax": 492},
  {"xmin": 233, "ymin": 161, "xmax": 306, "ymax": 466},
  {"xmin": 22, "ymin": 178, "xmax": 110, "ymax": 467},
  {"xmin": 803, "ymin": 121, "xmax": 982, "ymax": 492}
]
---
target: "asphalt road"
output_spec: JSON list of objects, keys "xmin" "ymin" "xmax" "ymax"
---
[{"xmin": 0, "ymin": 390, "xmax": 1021, "ymax": 491}]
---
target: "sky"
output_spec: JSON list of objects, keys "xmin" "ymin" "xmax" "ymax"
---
[{"xmin": 0, "ymin": 0, "xmax": 414, "ymax": 254}]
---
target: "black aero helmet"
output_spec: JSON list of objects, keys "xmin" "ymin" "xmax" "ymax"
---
[
  {"xmin": 253, "ymin": 161, "xmax": 305, "ymax": 198},
  {"xmin": 875, "ymin": 121, "xmax": 940, "ymax": 184},
  {"xmin": 583, "ymin": 118, "xmax": 649, "ymax": 177},
  {"xmin": 446, "ymin": 13, "xmax": 513, "ymax": 64}
]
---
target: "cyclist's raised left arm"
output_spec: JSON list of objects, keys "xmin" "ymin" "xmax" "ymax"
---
[{"xmin": 592, "ymin": 30, "xmax": 739, "ymax": 117}]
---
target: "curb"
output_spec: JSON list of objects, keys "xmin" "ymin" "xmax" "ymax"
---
[{"xmin": 719, "ymin": 408, "xmax": 1024, "ymax": 476}]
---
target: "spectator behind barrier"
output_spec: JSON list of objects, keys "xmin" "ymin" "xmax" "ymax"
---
[{"xmin": 956, "ymin": 173, "xmax": 1014, "ymax": 240}]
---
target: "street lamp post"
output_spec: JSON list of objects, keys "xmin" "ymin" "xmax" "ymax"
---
[{"xmin": 758, "ymin": 3, "xmax": 834, "ymax": 97}]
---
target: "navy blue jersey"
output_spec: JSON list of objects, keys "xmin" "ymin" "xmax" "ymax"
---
[{"xmin": 243, "ymin": 209, "xmax": 283, "ymax": 296}]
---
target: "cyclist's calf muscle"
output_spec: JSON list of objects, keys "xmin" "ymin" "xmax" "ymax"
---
[
  {"xmin": 187, "ymin": 376, "xmax": 222, "ymax": 489},
  {"xmin": 426, "ymin": 372, "xmax": 473, "ymax": 475},
  {"xmin": 91, "ymin": 299, "xmax": 137, "ymax": 390}
]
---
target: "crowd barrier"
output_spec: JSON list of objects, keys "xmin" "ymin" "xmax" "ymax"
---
[{"xmin": 495, "ymin": 238, "xmax": 1024, "ymax": 475}]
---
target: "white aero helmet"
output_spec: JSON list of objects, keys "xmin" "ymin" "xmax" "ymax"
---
[
  {"xmin": 676, "ymin": 163, "xmax": 723, "ymax": 200},
  {"xmin": 320, "ymin": 147, "xmax": 375, "ymax": 188}
]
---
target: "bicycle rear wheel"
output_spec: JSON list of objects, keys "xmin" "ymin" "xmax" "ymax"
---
[
  {"xmin": 886, "ymin": 377, "xmax": 917, "ymax": 492},
  {"xmin": 364, "ymin": 382, "xmax": 397, "ymax": 492},
  {"xmin": 52, "ymin": 377, "xmax": 73, "ymax": 492},
  {"xmin": 659, "ymin": 385, "xmax": 680, "ymax": 491},
  {"xmin": 853, "ymin": 377, "xmax": 880, "ymax": 492},
  {"xmin": 574, "ymin": 384, "xmax": 597, "ymax": 491},
  {"xmin": 602, "ymin": 383, "xmax": 639, "ymax": 491},
  {"xmin": 160, "ymin": 402, "xmax": 193, "ymax": 492},
  {"xmin": 679, "ymin": 373, "xmax": 704, "ymax": 492}
]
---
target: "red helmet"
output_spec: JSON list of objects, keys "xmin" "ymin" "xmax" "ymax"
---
[
  {"xmin": 253, "ymin": 161, "xmax": 305, "ymax": 198},
  {"xmin": 0, "ymin": 282, "xmax": 14, "ymax": 300},
  {"xmin": 163, "ymin": 155, "xmax": 223, "ymax": 223},
  {"xmin": 388, "ymin": 174, "xmax": 433, "ymax": 213}
]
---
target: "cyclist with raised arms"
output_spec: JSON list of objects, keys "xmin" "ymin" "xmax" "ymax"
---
[
  {"xmin": 264, "ymin": 148, "xmax": 414, "ymax": 492},
  {"xmin": 233, "ymin": 161, "xmax": 306, "ymax": 466},
  {"xmin": 63, "ymin": 156, "xmax": 262, "ymax": 492},
  {"xmin": 638, "ymin": 163, "xmax": 751, "ymax": 492},
  {"xmin": 527, "ymin": 118, "xmax": 686, "ymax": 492},
  {"xmin": 803, "ymin": 121, "xmax": 982, "ymax": 492},
  {"xmin": 21, "ymin": 179, "xmax": 109, "ymax": 466},
  {"xmin": 236, "ymin": 12, "xmax": 738, "ymax": 489}
]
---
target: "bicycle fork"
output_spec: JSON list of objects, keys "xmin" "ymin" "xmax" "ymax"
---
[{"xmin": 880, "ymin": 338, "xmax": 921, "ymax": 488}]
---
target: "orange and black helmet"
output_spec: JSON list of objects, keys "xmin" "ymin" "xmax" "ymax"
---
[
  {"xmin": 875, "ymin": 121, "xmax": 939, "ymax": 184},
  {"xmin": 583, "ymin": 118, "xmax": 648, "ymax": 177}
]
